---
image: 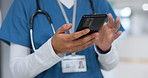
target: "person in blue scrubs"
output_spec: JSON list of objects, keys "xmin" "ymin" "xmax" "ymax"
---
[{"xmin": 0, "ymin": 0, "xmax": 124, "ymax": 78}]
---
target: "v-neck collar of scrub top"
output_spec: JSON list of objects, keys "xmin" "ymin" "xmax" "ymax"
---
[{"xmin": 60, "ymin": 0, "xmax": 74, "ymax": 9}]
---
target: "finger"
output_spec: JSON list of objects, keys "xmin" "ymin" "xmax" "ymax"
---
[
  {"xmin": 102, "ymin": 22, "xmax": 107, "ymax": 28},
  {"xmin": 100, "ymin": 22, "xmax": 107, "ymax": 30},
  {"xmin": 73, "ymin": 32, "xmax": 99, "ymax": 46},
  {"xmin": 68, "ymin": 29, "xmax": 90, "ymax": 40},
  {"xmin": 104, "ymin": 22, "xmax": 107, "ymax": 25},
  {"xmin": 114, "ymin": 31, "xmax": 122, "ymax": 40},
  {"xmin": 107, "ymin": 13, "xmax": 114, "ymax": 27},
  {"xmin": 69, "ymin": 39, "xmax": 95, "ymax": 53},
  {"xmin": 94, "ymin": 36, "xmax": 100, "ymax": 43},
  {"xmin": 56, "ymin": 24, "xmax": 72, "ymax": 34},
  {"xmin": 113, "ymin": 18, "xmax": 120, "ymax": 32}
]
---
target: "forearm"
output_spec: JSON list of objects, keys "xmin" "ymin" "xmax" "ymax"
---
[
  {"xmin": 95, "ymin": 45, "xmax": 119, "ymax": 71},
  {"xmin": 10, "ymin": 38, "xmax": 62, "ymax": 78}
]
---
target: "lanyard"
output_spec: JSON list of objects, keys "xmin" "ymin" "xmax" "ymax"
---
[
  {"xmin": 57, "ymin": 0, "xmax": 77, "ymax": 56},
  {"xmin": 57, "ymin": 0, "xmax": 77, "ymax": 34}
]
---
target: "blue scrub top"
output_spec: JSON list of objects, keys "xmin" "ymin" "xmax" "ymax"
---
[{"xmin": 0, "ymin": 0, "xmax": 124, "ymax": 78}]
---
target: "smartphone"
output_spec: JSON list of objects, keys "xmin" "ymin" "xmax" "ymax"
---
[{"xmin": 76, "ymin": 14, "xmax": 107, "ymax": 37}]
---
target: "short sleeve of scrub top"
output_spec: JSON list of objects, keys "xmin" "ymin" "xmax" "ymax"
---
[{"xmin": 0, "ymin": 0, "xmax": 31, "ymax": 48}]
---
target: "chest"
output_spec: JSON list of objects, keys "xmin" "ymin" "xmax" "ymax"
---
[{"xmin": 29, "ymin": 0, "xmax": 96, "ymax": 49}]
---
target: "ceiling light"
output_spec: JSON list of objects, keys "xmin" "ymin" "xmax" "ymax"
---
[
  {"xmin": 120, "ymin": 7, "xmax": 132, "ymax": 17},
  {"xmin": 142, "ymin": 4, "xmax": 148, "ymax": 11}
]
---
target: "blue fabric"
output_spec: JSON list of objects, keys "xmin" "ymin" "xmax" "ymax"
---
[{"xmin": 0, "ymin": 0, "xmax": 124, "ymax": 78}]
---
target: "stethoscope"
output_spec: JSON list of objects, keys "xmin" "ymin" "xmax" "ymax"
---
[{"xmin": 30, "ymin": 0, "xmax": 96, "ymax": 51}]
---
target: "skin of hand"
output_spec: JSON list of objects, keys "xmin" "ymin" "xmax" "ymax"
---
[
  {"xmin": 51, "ymin": 24, "xmax": 99, "ymax": 54},
  {"xmin": 95, "ymin": 14, "xmax": 122, "ymax": 51}
]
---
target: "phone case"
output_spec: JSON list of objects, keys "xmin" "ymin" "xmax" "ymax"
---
[{"xmin": 76, "ymin": 14, "xmax": 107, "ymax": 38}]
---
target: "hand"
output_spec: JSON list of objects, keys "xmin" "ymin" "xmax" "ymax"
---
[
  {"xmin": 52, "ymin": 24, "xmax": 99, "ymax": 54},
  {"xmin": 95, "ymin": 14, "xmax": 122, "ymax": 51}
]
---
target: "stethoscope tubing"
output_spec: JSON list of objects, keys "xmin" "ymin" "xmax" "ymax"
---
[{"xmin": 30, "ymin": 9, "xmax": 55, "ymax": 51}]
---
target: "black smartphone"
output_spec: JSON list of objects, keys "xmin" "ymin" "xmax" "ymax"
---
[{"xmin": 76, "ymin": 14, "xmax": 107, "ymax": 39}]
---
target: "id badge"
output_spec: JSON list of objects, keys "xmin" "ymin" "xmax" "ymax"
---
[{"xmin": 62, "ymin": 55, "xmax": 87, "ymax": 73}]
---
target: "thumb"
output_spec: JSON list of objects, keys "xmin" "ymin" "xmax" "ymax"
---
[{"xmin": 56, "ymin": 24, "xmax": 72, "ymax": 34}]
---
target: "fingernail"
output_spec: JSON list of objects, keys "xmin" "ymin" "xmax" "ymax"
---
[
  {"xmin": 67, "ymin": 24, "xmax": 71, "ymax": 27},
  {"xmin": 66, "ymin": 24, "xmax": 72, "ymax": 28},
  {"xmin": 108, "ymin": 13, "xmax": 111, "ymax": 15},
  {"xmin": 95, "ymin": 33, "xmax": 99, "ymax": 36},
  {"xmin": 85, "ymin": 29, "xmax": 90, "ymax": 32}
]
